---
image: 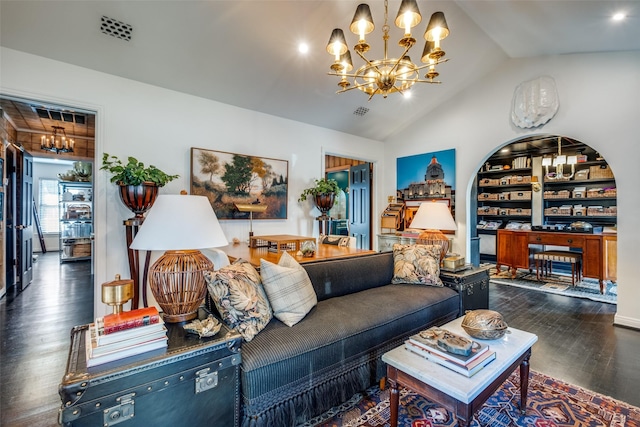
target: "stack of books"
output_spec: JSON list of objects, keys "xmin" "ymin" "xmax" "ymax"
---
[
  {"xmin": 85, "ymin": 307, "xmax": 168, "ymax": 367},
  {"xmin": 405, "ymin": 328, "xmax": 496, "ymax": 377}
]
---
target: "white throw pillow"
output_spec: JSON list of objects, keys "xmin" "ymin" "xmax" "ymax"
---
[{"xmin": 260, "ymin": 251, "xmax": 317, "ymax": 327}]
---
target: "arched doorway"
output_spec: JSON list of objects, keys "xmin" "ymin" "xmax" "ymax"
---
[{"xmin": 471, "ymin": 134, "xmax": 617, "ymax": 300}]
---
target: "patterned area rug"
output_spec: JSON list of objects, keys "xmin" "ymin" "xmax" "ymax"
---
[
  {"xmin": 488, "ymin": 265, "xmax": 617, "ymax": 304},
  {"xmin": 306, "ymin": 370, "xmax": 640, "ymax": 427}
]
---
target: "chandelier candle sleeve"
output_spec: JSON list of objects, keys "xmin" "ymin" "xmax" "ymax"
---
[{"xmin": 327, "ymin": 0, "xmax": 450, "ymax": 99}]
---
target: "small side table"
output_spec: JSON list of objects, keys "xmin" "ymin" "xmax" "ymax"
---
[{"xmin": 439, "ymin": 265, "xmax": 492, "ymax": 316}]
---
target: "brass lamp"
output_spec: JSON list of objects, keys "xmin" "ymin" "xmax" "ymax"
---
[
  {"xmin": 130, "ymin": 194, "xmax": 228, "ymax": 323},
  {"xmin": 234, "ymin": 203, "xmax": 267, "ymax": 243},
  {"xmin": 409, "ymin": 200, "xmax": 457, "ymax": 263}
]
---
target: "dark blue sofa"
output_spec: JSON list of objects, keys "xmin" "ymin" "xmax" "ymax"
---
[{"xmin": 239, "ymin": 251, "xmax": 460, "ymax": 427}]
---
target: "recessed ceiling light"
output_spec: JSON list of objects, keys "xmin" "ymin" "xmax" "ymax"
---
[
  {"xmin": 612, "ymin": 12, "xmax": 626, "ymax": 21},
  {"xmin": 404, "ymin": 91, "xmax": 412, "ymax": 99},
  {"xmin": 501, "ymin": 148, "xmax": 510, "ymax": 153},
  {"xmin": 298, "ymin": 43, "xmax": 309, "ymax": 54}
]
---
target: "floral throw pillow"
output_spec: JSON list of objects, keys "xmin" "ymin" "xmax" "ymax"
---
[
  {"xmin": 204, "ymin": 259, "xmax": 272, "ymax": 342},
  {"xmin": 391, "ymin": 243, "xmax": 443, "ymax": 286}
]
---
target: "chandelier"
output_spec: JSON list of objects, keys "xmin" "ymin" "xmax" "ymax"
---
[
  {"xmin": 542, "ymin": 137, "xmax": 577, "ymax": 180},
  {"xmin": 326, "ymin": 0, "xmax": 450, "ymax": 100},
  {"xmin": 41, "ymin": 126, "xmax": 74, "ymax": 154}
]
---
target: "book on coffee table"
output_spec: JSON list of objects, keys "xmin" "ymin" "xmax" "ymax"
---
[
  {"xmin": 404, "ymin": 341, "xmax": 496, "ymax": 377},
  {"xmin": 408, "ymin": 327, "xmax": 489, "ymax": 367}
]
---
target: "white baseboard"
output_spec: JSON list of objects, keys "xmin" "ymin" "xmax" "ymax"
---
[{"xmin": 613, "ymin": 314, "xmax": 640, "ymax": 330}]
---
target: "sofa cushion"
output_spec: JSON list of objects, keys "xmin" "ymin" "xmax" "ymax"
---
[
  {"xmin": 204, "ymin": 259, "xmax": 272, "ymax": 342},
  {"xmin": 240, "ymin": 283, "xmax": 459, "ymax": 404},
  {"xmin": 301, "ymin": 252, "xmax": 395, "ymax": 301},
  {"xmin": 260, "ymin": 251, "xmax": 317, "ymax": 327},
  {"xmin": 391, "ymin": 243, "xmax": 443, "ymax": 286}
]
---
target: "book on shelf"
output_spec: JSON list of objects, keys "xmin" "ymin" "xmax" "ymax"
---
[
  {"xmin": 404, "ymin": 341, "xmax": 496, "ymax": 377},
  {"xmin": 101, "ymin": 306, "xmax": 161, "ymax": 334},
  {"xmin": 89, "ymin": 322, "xmax": 168, "ymax": 356},
  {"xmin": 94, "ymin": 318, "xmax": 166, "ymax": 346},
  {"xmin": 408, "ymin": 327, "xmax": 489, "ymax": 367},
  {"xmin": 85, "ymin": 329, "xmax": 168, "ymax": 367}
]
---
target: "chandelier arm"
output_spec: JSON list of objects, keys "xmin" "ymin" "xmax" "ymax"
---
[
  {"xmin": 328, "ymin": 72, "xmax": 361, "ymax": 78},
  {"xmin": 353, "ymin": 49, "xmax": 383, "ymax": 75},
  {"xmin": 388, "ymin": 44, "xmax": 413, "ymax": 75},
  {"xmin": 414, "ymin": 58, "xmax": 450, "ymax": 71},
  {"xmin": 414, "ymin": 79, "xmax": 442, "ymax": 84}
]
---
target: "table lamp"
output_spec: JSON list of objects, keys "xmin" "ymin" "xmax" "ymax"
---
[
  {"xmin": 409, "ymin": 201, "xmax": 457, "ymax": 263},
  {"xmin": 130, "ymin": 193, "xmax": 228, "ymax": 323}
]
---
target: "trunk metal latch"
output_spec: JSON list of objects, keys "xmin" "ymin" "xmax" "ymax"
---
[
  {"xmin": 103, "ymin": 392, "xmax": 135, "ymax": 426},
  {"xmin": 195, "ymin": 367, "xmax": 218, "ymax": 394}
]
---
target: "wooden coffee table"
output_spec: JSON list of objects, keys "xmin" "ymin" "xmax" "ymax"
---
[{"xmin": 382, "ymin": 317, "xmax": 538, "ymax": 427}]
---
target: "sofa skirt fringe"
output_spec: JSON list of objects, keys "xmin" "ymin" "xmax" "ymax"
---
[{"xmin": 241, "ymin": 359, "xmax": 376, "ymax": 427}]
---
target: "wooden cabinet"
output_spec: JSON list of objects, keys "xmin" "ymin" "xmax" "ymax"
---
[
  {"xmin": 496, "ymin": 230, "xmax": 531, "ymax": 276},
  {"xmin": 604, "ymin": 234, "xmax": 617, "ymax": 282}
]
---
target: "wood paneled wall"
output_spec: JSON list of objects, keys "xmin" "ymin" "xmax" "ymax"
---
[
  {"xmin": 17, "ymin": 131, "xmax": 94, "ymax": 161},
  {"xmin": 325, "ymin": 155, "xmax": 365, "ymax": 172}
]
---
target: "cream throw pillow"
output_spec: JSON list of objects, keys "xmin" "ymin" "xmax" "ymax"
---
[{"xmin": 260, "ymin": 251, "xmax": 317, "ymax": 327}]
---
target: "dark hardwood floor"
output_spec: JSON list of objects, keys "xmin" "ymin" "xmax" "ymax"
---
[
  {"xmin": 1, "ymin": 253, "xmax": 93, "ymax": 427},
  {"xmin": 1, "ymin": 253, "xmax": 639, "ymax": 427}
]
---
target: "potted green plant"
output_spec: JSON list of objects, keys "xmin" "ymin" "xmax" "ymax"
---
[
  {"xmin": 298, "ymin": 178, "xmax": 340, "ymax": 216},
  {"xmin": 101, "ymin": 153, "xmax": 179, "ymax": 218}
]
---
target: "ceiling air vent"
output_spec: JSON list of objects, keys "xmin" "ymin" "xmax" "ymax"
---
[
  {"xmin": 100, "ymin": 16, "xmax": 133, "ymax": 42},
  {"xmin": 33, "ymin": 107, "xmax": 87, "ymax": 125},
  {"xmin": 353, "ymin": 107, "xmax": 370, "ymax": 117}
]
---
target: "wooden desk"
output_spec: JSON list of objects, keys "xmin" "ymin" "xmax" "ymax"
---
[
  {"xmin": 496, "ymin": 229, "xmax": 617, "ymax": 294},
  {"xmin": 219, "ymin": 242, "xmax": 376, "ymax": 268}
]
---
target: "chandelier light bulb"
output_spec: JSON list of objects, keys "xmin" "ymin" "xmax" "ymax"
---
[
  {"xmin": 403, "ymin": 14, "xmax": 412, "ymax": 35},
  {"xmin": 358, "ymin": 20, "xmax": 367, "ymax": 41}
]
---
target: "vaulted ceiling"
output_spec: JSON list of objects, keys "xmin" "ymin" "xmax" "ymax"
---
[{"xmin": 1, "ymin": 1, "xmax": 638, "ymax": 141}]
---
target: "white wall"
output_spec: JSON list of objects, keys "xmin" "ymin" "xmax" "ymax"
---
[
  {"xmin": 0, "ymin": 47, "xmax": 386, "ymax": 317},
  {"xmin": 384, "ymin": 51, "xmax": 640, "ymax": 329}
]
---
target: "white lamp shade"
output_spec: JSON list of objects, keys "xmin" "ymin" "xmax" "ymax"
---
[
  {"xmin": 130, "ymin": 194, "xmax": 228, "ymax": 251},
  {"xmin": 541, "ymin": 157, "xmax": 552, "ymax": 167},
  {"xmin": 409, "ymin": 201, "xmax": 457, "ymax": 231},
  {"xmin": 567, "ymin": 155, "xmax": 578, "ymax": 165}
]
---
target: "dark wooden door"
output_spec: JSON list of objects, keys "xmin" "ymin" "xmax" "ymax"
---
[
  {"xmin": 4, "ymin": 145, "xmax": 18, "ymax": 289},
  {"xmin": 17, "ymin": 151, "xmax": 34, "ymax": 290},
  {"xmin": 349, "ymin": 163, "xmax": 371, "ymax": 250}
]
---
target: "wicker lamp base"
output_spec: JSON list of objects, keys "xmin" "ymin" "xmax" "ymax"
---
[
  {"xmin": 416, "ymin": 229, "xmax": 450, "ymax": 263},
  {"xmin": 149, "ymin": 249, "xmax": 213, "ymax": 323}
]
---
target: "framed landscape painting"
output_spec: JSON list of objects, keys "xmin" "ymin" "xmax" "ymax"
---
[{"xmin": 190, "ymin": 147, "xmax": 288, "ymax": 220}]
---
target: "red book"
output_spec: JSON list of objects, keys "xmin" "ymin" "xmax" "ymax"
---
[{"xmin": 102, "ymin": 307, "xmax": 160, "ymax": 334}]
